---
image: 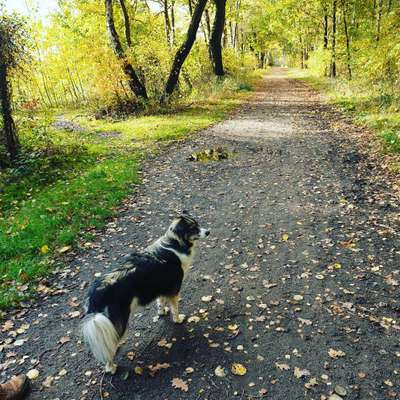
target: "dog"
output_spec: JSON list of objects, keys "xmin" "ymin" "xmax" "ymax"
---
[{"xmin": 81, "ymin": 214, "xmax": 210, "ymax": 373}]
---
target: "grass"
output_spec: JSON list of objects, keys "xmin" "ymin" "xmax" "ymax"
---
[
  {"xmin": 0, "ymin": 71, "xmax": 263, "ymax": 309},
  {"xmin": 289, "ymin": 69, "xmax": 400, "ymax": 158}
]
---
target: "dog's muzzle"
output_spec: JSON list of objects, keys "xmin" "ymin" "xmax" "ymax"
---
[{"xmin": 199, "ymin": 228, "xmax": 210, "ymax": 238}]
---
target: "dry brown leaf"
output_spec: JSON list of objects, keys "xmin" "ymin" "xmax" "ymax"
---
[
  {"xmin": 42, "ymin": 376, "xmax": 54, "ymax": 388},
  {"xmin": 328, "ymin": 348, "xmax": 346, "ymax": 359},
  {"xmin": 2, "ymin": 320, "xmax": 14, "ymax": 332},
  {"xmin": 59, "ymin": 336, "xmax": 70, "ymax": 344},
  {"xmin": 293, "ymin": 367, "xmax": 310, "ymax": 378},
  {"xmin": 304, "ymin": 377, "xmax": 318, "ymax": 389},
  {"xmin": 171, "ymin": 377, "xmax": 188, "ymax": 392},
  {"xmin": 275, "ymin": 362, "xmax": 290, "ymax": 371},
  {"xmin": 148, "ymin": 363, "xmax": 170, "ymax": 377}
]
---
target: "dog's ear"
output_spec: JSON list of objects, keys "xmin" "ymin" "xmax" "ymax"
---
[{"xmin": 172, "ymin": 218, "xmax": 186, "ymax": 239}]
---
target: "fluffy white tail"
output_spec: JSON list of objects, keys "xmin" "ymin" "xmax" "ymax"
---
[{"xmin": 82, "ymin": 313, "xmax": 119, "ymax": 366}]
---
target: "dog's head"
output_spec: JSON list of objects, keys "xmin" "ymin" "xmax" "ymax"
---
[{"xmin": 169, "ymin": 214, "xmax": 210, "ymax": 243}]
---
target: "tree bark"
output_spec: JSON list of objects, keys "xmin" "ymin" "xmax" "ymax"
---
[
  {"xmin": 323, "ymin": 13, "xmax": 328, "ymax": 49},
  {"xmin": 170, "ymin": 0, "xmax": 176, "ymax": 45},
  {"xmin": 161, "ymin": 0, "xmax": 208, "ymax": 102},
  {"xmin": 209, "ymin": 0, "xmax": 227, "ymax": 77},
  {"xmin": 163, "ymin": 0, "xmax": 172, "ymax": 46},
  {"xmin": 119, "ymin": 0, "xmax": 131, "ymax": 46},
  {"xmin": 105, "ymin": 0, "xmax": 148, "ymax": 99},
  {"xmin": 375, "ymin": 0, "xmax": 383, "ymax": 41},
  {"xmin": 330, "ymin": 0, "xmax": 337, "ymax": 77},
  {"xmin": 0, "ymin": 64, "xmax": 20, "ymax": 161}
]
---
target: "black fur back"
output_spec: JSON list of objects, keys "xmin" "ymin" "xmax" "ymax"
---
[{"xmin": 86, "ymin": 247, "xmax": 184, "ymax": 336}]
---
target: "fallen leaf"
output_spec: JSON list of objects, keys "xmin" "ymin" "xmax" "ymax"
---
[
  {"xmin": 328, "ymin": 348, "xmax": 346, "ymax": 359},
  {"xmin": 58, "ymin": 246, "xmax": 72, "ymax": 254},
  {"xmin": 134, "ymin": 366, "xmax": 143, "ymax": 375},
  {"xmin": 148, "ymin": 363, "xmax": 170, "ymax": 377},
  {"xmin": 69, "ymin": 311, "xmax": 80, "ymax": 319},
  {"xmin": 304, "ymin": 377, "xmax": 318, "ymax": 389},
  {"xmin": 294, "ymin": 367, "xmax": 311, "ymax": 378},
  {"xmin": 59, "ymin": 336, "xmax": 71, "ymax": 344},
  {"xmin": 27, "ymin": 369, "xmax": 39, "ymax": 380},
  {"xmin": 282, "ymin": 233, "xmax": 289, "ymax": 241},
  {"xmin": 42, "ymin": 376, "xmax": 54, "ymax": 388},
  {"xmin": 201, "ymin": 295, "xmax": 213, "ymax": 303},
  {"xmin": 215, "ymin": 365, "xmax": 227, "ymax": 377},
  {"xmin": 171, "ymin": 377, "xmax": 188, "ymax": 392},
  {"xmin": 275, "ymin": 362, "xmax": 290, "ymax": 371},
  {"xmin": 157, "ymin": 338, "xmax": 173, "ymax": 349},
  {"xmin": 2, "ymin": 320, "xmax": 14, "ymax": 332},
  {"xmin": 231, "ymin": 363, "xmax": 247, "ymax": 376},
  {"xmin": 228, "ymin": 324, "xmax": 239, "ymax": 331}
]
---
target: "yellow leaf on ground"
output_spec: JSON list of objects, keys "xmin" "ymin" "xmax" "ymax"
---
[
  {"xmin": 231, "ymin": 363, "xmax": 247, "ymax": 376},
  {"xmin": 282, "ymin": 233, "xmax": 289, "ymax": 241}
]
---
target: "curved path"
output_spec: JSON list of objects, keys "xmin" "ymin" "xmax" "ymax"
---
[{"xmin": 1, "ymin": 68, "xmax": 399, "ymax": 400}]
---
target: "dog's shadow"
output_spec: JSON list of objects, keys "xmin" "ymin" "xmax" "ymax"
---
[{"xmin": 104, "ymin": 313, "xmax": 231, "ymax": 398}]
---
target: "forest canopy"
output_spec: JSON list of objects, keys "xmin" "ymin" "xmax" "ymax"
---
[{"xmin": 2, "ymin": 0, "xmax": 399, "ymax": 111}]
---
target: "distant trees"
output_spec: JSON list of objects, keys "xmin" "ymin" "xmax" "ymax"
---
[
  {"xmin": 0, "ymin": 13, "xmax": 30, "ymax": 163},
  {"xmin": 104, "ymin": 0, "xmax": 148, "ymax": 100},
  {"xmin": 162, "ymin": 0, "xmax": 208, "ymax": 101}
]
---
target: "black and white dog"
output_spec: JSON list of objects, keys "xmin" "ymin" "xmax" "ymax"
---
[{"xmin": 82, "ymin": 214, "xmax": 210, "ymax": 373}]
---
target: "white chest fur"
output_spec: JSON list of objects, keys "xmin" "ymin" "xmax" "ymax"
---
[{"xmin": 161, "ymin": 244, "xmax": 196, "ymax": 274}]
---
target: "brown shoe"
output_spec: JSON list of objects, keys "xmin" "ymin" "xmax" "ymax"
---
[{"xmin": 0, "ymin": 375, "xmax": 30, "ymax": 400}]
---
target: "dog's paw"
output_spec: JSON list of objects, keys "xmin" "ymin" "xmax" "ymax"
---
[
  {"xmin": 173, "ymin": 314, "xmax": 185, "ymax": 324},
  {"xmin": 105, "ymin": 362, "xmax": 117, "ymax": 375},
  {"xmin": 158, "ymin": 306, "xmax": 169, "ymax": 316}
]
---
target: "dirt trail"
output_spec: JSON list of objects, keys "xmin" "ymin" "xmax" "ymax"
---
[{"xmin": 1, "ymin": 68, "xmax": 399, "ymax": 400}]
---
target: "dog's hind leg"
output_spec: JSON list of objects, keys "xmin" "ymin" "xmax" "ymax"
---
[
  {"xmin": 157, "ymin": 297, "xmax": 168, "ymax": 316},
  {"xmin": 118, "ymin": 329, "xmax": 128, "ymax": 347},
  {"xmin": 167, "ymin": 295, "xmax": 185, "ymax": 324},
  {"xmin": 105, "ymin": 361, "xmax": 117, "ymax": 374}
]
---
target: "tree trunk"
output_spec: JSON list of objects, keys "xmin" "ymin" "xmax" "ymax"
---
[
  {"xmin": 170, "ymin": 0, "xmax": 176, "ymax": 45},
  {"xmin": 163, "ymin": 0, "xmax": 172, "ymax": 46},
  {"xmin": 204, "ymin": 8, "xmax": 212, "ymax": 39},
  {"xmin": 119, "ymin": 0, "xmax": 131, "ymax": 46},
  {"xmin": 375, "ymin": 0, "xmax": 383, "ymax": 41},
  {"xmin": 330, "ymin": 0, "xmax": 337, "ymax": 77},
  {"xmin": 323, "ymin": 13, "xmax": 328, "ymax": 48},
  {"xmin": 341, "ymin": 0, "xmax": 352, "ymax": 79},
  {"xmin": 105, "ymin": 0, "xmax": 148, "ymax": 99},
  {"xmin": 161, "ymin": 0, "xmax": 208, "ymax": 102},
  {"xmin": 0, "ymin": 64, "xmax": 20, "ymax": 161},
  {"xmin": 188, "ymin": 0, "xmax": 193, "ymax": 15},
  {"xmin": 209, "ymin": 0, "xmax": 227, "ymax": 77}
]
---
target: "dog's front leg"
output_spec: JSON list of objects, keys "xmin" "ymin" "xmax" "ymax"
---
[
  {"xmin": 157, "ymin": 297, "xmax": 168, "ymax": 316},
  {"xmin": 168, "ymin": 295, "xmax": 185, "ymax": 324}
]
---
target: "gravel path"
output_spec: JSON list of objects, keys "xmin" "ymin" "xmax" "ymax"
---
[{"xmin": 1, "ymin": 68, "xmax": 399, "ymax": 400}]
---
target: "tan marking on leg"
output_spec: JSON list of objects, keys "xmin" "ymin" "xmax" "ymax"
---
[
  {"xmin": 157, "ymin": 296, "xmax": 168, "ymax": 316},
  {"xmin": 167, "ymin": 295, "xmax": 184, "ymax": 324}
]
